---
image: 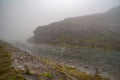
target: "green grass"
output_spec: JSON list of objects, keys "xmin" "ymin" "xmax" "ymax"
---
[
  {"xmin": 38, "ymin": 57, "xmax": 110, "ymax": 80},
  {"xmin": 49, "ymin": 33, "xmax": 120, "ymax": 51},
  {"xmin": 43, "ymin": 72, "xmax": 53, "ymax": 79},
  {"xmin": 0, "ymin": 41, "xmax": 26, "ymax": 80}
]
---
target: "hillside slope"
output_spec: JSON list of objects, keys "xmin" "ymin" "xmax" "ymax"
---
[
  {"xmin": 0, "ymin": 41, "xmax": 25, "ymax": 80},
  {"xmin": 0, "ymin": 40, "xmax": 110, "ymax": 80},
  {"xmin": 28, "ymin": 6, "xmax": 120, "ymax": 50}
]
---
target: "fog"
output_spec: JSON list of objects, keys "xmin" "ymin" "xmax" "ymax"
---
[{"xmin": 0, "ymin": 0, "xmax": 119, "ymax": 42}]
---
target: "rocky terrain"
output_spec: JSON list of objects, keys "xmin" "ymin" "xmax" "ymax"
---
[
  {"xmin": 27, "ymin": 6, "xmax": 120, "ymax": 80},
  {"xmin": 14, "ymin": 42, "xmax": 119, "ymax": 80},
  {"xmin": 0, "ymin": 40, "xmax": 110, "ymax": 80},
  {"xmin": 1, "ymin": 5, "xmax": 120, "ymax": 80},
  {"xmin": 28, "ymin": 6, "xmax": 120, "ymax": 50}
]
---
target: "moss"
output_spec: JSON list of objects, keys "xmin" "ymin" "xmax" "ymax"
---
[{"xmin": 43, "ymin": 72, "xmax": 53, "ymax": 79}]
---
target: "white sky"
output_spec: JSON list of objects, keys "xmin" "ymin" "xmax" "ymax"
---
[{"xmin": 0, "ymin": 0, "xmax": 120, "ymax": 41}]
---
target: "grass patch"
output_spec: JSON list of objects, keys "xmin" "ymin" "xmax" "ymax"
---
[
  {"xmin": 0, "ymin": 41, "xmax": 26, "ymax": 80},
  {"xmin": 43, "ymin": 72, "xmax": 53, "ymax": 79},
  {"xmin": 37, "ymin": 57, "xmax": 110, "ymax": 80}
]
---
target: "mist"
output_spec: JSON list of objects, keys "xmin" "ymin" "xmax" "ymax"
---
[{"xmin": 0, "ymin": 0, "xmax": 119, "ymax": 42}]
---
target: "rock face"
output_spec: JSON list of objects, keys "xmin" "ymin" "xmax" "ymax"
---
[{"xmin": 28, "ymin": 6, "xmax": 120, "ymax": 50}]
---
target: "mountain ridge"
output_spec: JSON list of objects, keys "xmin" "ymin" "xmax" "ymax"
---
[{"xmin": 28, "ymin": 6, "xmax": 120, "ymax": 50}]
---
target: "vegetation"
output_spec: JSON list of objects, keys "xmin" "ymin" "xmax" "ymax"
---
[
  {"xmin": 36, "ymin": 57, "xmax": 110, "ymax": 80},
  {"xmin": 0, "ymin": 41, "xmax": 26, "ymax": 80},
  {"xmin": 0, "ymin": 40, "xmax": 111, "ymax": 80},
  {"xmin": 24, "ymin": 65, "xmax": 32, "ymax": 75},
  {"xmin": 43, "ymin": 72, "xmax": 53, "ymax": 79},
  {"xmin": 59, "ymin": 33, "xmax": 119, "ymax": 50},
  {"xmin": 31, "ymin": 44, "xmax": 120, "ymax": 80},
  {"xmin": 29, "ymin": 6, "xmax": 120, "ymax": 51}
]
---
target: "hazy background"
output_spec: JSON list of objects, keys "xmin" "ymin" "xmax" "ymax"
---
[{"xmin": 0, "ymin": 0, "xmax": 119, "ymax": 42}]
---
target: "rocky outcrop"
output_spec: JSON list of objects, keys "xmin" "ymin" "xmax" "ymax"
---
[{"xmin": 28, "ymin": 6, "xmax": 120, "ymax": 50}]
